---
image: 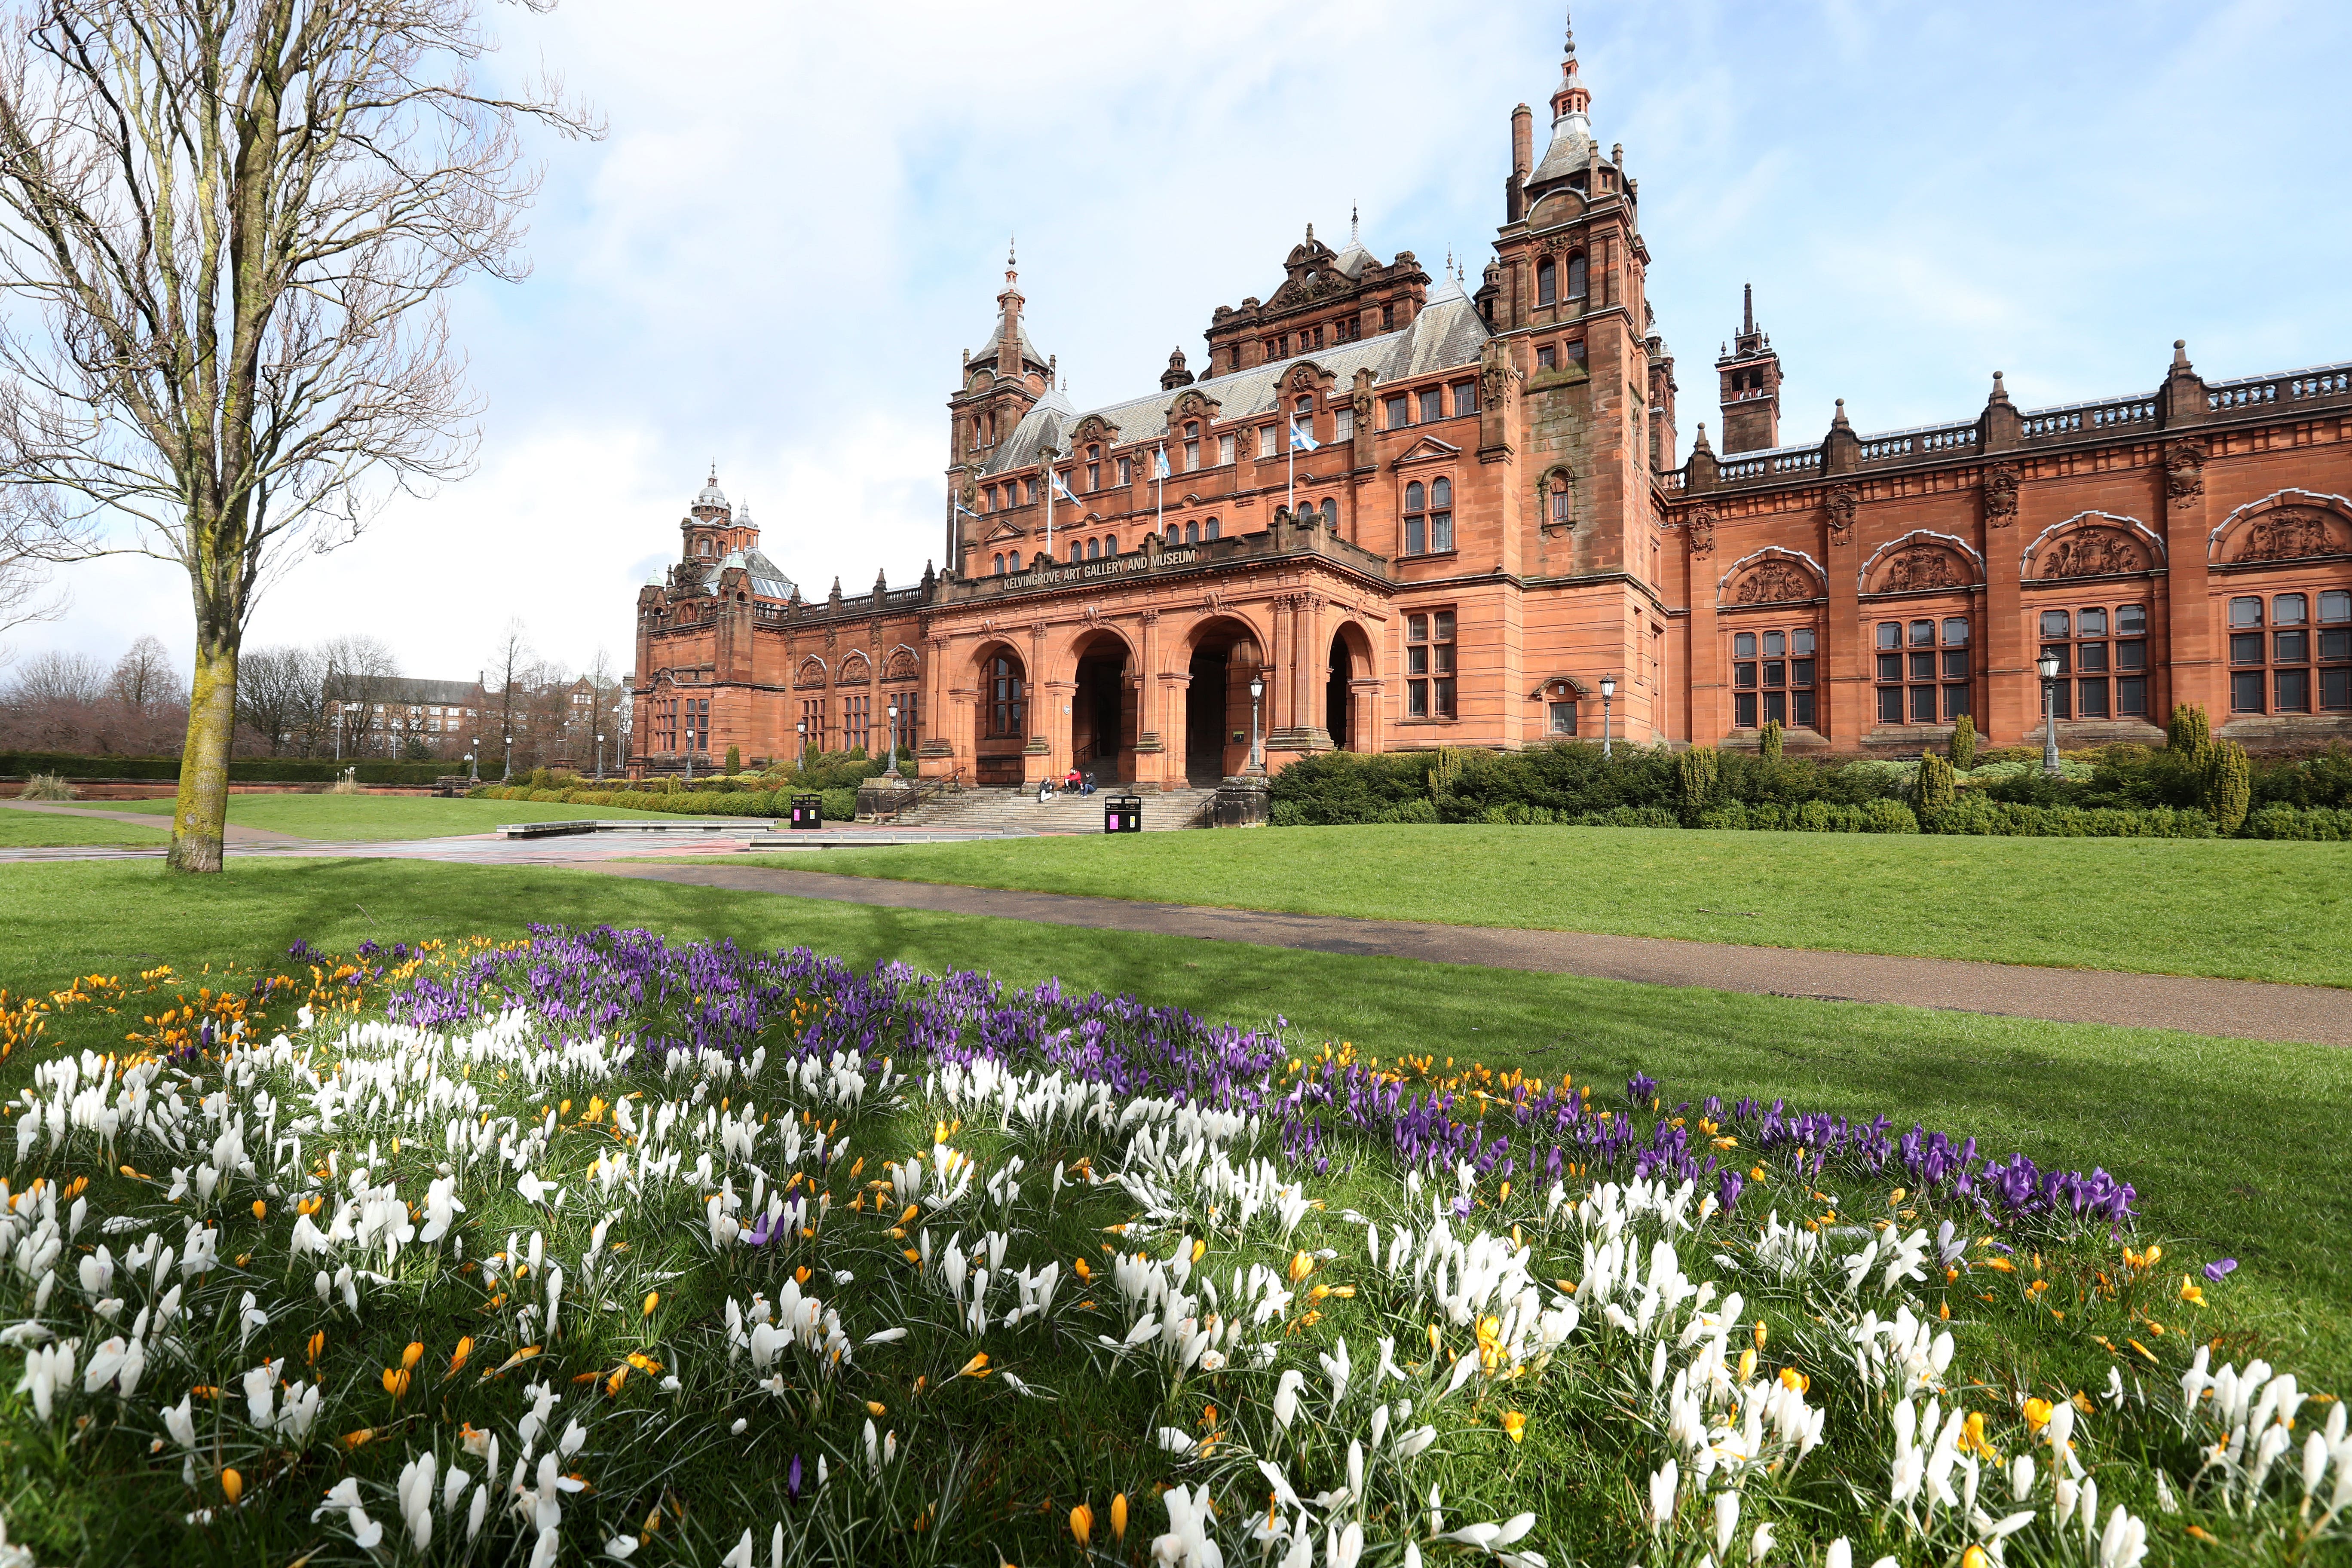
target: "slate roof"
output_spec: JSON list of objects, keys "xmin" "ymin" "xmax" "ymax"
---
[{"xmin": 971, "ymin": 288, "xmax": 1490, "ymax": 475}]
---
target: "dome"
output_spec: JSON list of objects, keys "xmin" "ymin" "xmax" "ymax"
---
[{"xmin": 694, "ymin": 465, "xmax": 729, "ymax": 511}]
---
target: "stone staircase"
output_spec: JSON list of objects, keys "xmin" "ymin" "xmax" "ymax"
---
[{"xmin": 885, "ymin": 784, "xmax": 1220, "ymax": 833}]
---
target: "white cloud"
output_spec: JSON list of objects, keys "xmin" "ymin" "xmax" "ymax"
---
[{"xmin": 19, "ymin": 0, "xmax": 2352, "ymax": 684}]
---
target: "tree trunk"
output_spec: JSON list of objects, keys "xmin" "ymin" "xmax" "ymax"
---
[{"xmin": 168, "ymin": 633, "xmax": 239, "ymax": 873}]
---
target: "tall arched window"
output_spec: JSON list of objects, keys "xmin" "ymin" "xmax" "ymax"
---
[
  {"xmin": 1566, "ymin": 251, "xmax": 1588, "ymax": 299},
  {"xmin": 1536, "ymin": 258, "xmax": 1557, "ymax": 307},
  {"xmin": 1008, "ymin": 549, "xmax": 1022, "ymax": 571},
  {"xmin": 1102, "ymin": 535, "xmax": 1118, "ymax": 555},
  {"xmin": 1321, "ymin": 497, "xmax": 1338, "ymax": 528},
  {"xmin": 1429, "ymin": 478, "xmax": 1454, "ymax": 553},
  {"xmin": 1085, "ymin": 537, "xmax": 1100, "ymax": 560},
  {"xmin": 1069, "ymin": 539, "xmax": 1082, "ymax": 563},
  {"xmin": 1404, "ymin": 481, "xmax": 1427, "ymax": 556},
  {"xmin": 1165, "ymin": 521, "xmax": 1180, "ymax": 544},
  {"xmin": 1184, "ymin": 520, "xmax": 1198, "ymax": 545},
  {"xmin": 1549, "ymin": 474, "xmax": 1572, "ymax": 526},
  {"xmin": 992, "ymin": 552, "xmax": 1004, "ymax": 575},
  {"xmin": 1203, "ymin": 518, "xmax": 1220, "ymax": 540},
  {"xmin": 989, "ymin": 655, "xmax": 1025, "ymax": 737}
]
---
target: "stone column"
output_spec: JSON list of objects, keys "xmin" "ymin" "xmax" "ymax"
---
[
  {"xmin": 1133, "ymin": 609, "xmax": 1167, "ymax": 790},
  {"xmin": 1981, "ymin": 463, "xmax": 2028, "ymax": 744},
  {"xmin": 1685, "ymin": 511, "xmax": 1722, "ymax": 744},
  {"xmin": 1824, "ymin": 484, "xmax": 1865, "ymax": 746},
  {"xmin": 2161, "ymin": 441, "xmax": 2215, "ymax": 722}
]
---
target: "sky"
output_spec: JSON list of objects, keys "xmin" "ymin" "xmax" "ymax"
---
[{"xmin": 16, "ymin": 0, "xmax": 2352, "ymax": 687}]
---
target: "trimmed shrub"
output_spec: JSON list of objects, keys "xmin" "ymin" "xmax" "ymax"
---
[
  {"xmin": 2201, "ymin": 739, "xmax": 2252, "ymax": 835},
  {"xmin": 1948, "ymin": 714, "xmax": 1975, "ymax": 772},
  {"xmin": 1758, "ymin": 718, "xmax": 1783, "ymax": 764},
  {"xmin": 1675, "ymin": 745, "xmax": 1720, "ymax": 824},
  {"xmin": 0, "ymin": 752, "xmax": 452, "ymax": 785},
  {"xmin": 725, "ymin": 744, "xmax": 742, "ymax": 773},
  {"xmin": 1919, "ymin": 797, "xmax": 2215, "ymax": 838},
  {"xmin": 1912, "ymin": 753, "xmax": 1955, "ymax": 812},
  {"xmin": 2242, "ymin": 804, "xmax": 2352, "ymax": 840},
  {"xmin": 821, "ymin": 787, "xmax": 857, "ymax": 821},
  {"xmin": 1268, "ymin": 750, "xmax": 1437, "ymax": 826},
  {"xmin": 2168, "ymin": 703, "xmax": 2213, "ymax": 769}
]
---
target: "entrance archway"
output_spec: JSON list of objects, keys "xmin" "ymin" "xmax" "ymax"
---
[
  {"xmin": 1326, "ymin": 622, "xmax": 1375, "ymax": 751},
  {"xmin": 1070, "ymin": 631, "xmax": 1133, "ymax": 784},
  {"xmin": 1183, "ymin": 617, "xmax": 1262, "ymax": 785},
  {"xmin": 974, "ymin": 644, "xmax": 1028, "ymax": 787}
]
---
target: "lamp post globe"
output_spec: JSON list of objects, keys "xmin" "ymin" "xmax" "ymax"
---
[
  {"xmin": 1246, "ymin": 676, "xmax": 1265, "ymax": 774},
  {"xmin": 684, "ymin": 728, "xmax": 695, "ymax": 786},
  {"xmin": 595, "ymin": 733, "xmax": 605, "ymax": 782},
  {"xmin": 885, "ymin": 703, "xmax": 900, "ymax": 778},
  {"xmin": 1599, "ymin": 676, "xmax": 1617, "ymax": 760}
]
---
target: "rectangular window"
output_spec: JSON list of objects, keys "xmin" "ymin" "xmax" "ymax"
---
[
  {"xmin": 2324, "ymin": 668, "xmax": 2352, "ymax": 711},
  {"xmin": 1418, "ymin": 387, "xmax": 1443, "ymax": 424},
  {"xmin": 1404, "ymin": 515, "xmax": 1424, "ymax": 556},
  {"xmin": 1878, "ymin": 617, "xmax": 1968, "ymax": 726},
  {"xmin": 1452, "ymin": 382, "xmax": 1478, "ymax": 418},
  {"xmin": 1908, "ymin": 685, "xmax": 1937, "ymax": 722},
  {"xmin": 1218, "ymin": 433, "xmax": 1236, "ymax": 466},
  {"xmin": 1877, "ymin": 686, "xmax": 1903, "ymax": 723},
  {"xmin": 2118, "ymin": 676, "xmax": 2147, "ymax": 716},
  {"xmin": 1117, "ymin": 457, "xmax": 1133, "ymax": 486},
  {"xmin": 1023, "ymin": 479, "xmax": 1037, "ymax": 505},
  {"xmin": 2077, "ymin": 679, "xmax": 2109, "ymax": 718},
  {"xmin": 1944, "ymin": 685, "xmax": 1971, "ymax": 720},
  {"xmin": 1535, "ymin": 345, "xmax": 1557, "ymax": 371},
  {"xmin": 1333, "ymin": 406, "xmax": 1354, "ymax": 441},
  {"xmin": 1548, "ymin": 700, "xmax": 1577, "ymax": 735},
  {"xmin": 1259, "ymin": 426, "xmax": 1278, "ymax": 459},
  {"xmin": 2276, "ymin": 668, "xmax": 2310, "ymax": 712},
  {"xmin": 2232, "ymin": 670, "xmax": 2266, "ymax": 712},
  {"xmin": 1385, "ymin": 395, "xmax": 1409, "ymax": 429},
  {"xmin": 1184, "ymin": 440, "xmax": 1200, "ymax": 471},
  {"xmin": 1407, "ymin": 611, "xmax": 1456, "ymax": 719},
  {"xmin": 1087, "ymin": 462, "xmax": 1100, "ymax": 490}
]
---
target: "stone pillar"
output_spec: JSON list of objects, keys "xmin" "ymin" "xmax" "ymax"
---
[
  {"xmin": 1824, "ymin": 484, "xmax": 1865, "ymax": 746},
  {"xmin": 2162, "ymin": 440, "xmax": 2215, "ymax": 723},
  {"xmin": 1685, "ymin": 511, "xmax": 1722, "ymax": 744},
  {"xmin": 1133, "ymin": 609, "xmax": 1167, "ymax": 789},
  {"xmin": 1982, "ymin": 466, "xmax": 2029, "ymax": 744}
]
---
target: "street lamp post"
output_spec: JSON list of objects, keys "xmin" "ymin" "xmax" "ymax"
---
[
  {"xmin": 466, "ymin": 738, "xmax": 478, "ymax": 784},
  {"xmin": 1599, "ymin": 676, "xmax": 1617, "ymax": 760},
  {"xmin": 595, "ymin": 734, "xmax": 606, "ymax": 782},
  {"xmin": 684, "ymin": 728, "xmax": 696, "ymax": 786},
  {"xmin": 796, "ymin": 720, "xmax": 808, "ymax": 767},
  {"xmin": 1247, "ymin": 675, "xmax": 1265, "ymax": 774},
  {"xmin": 2038, "ymin": 652, "xmax": 2063, "ymax": 776},
  {"xmin": 500, "ymin": 733, "xmax": 513, "ymax": 783},
  {"xmin": 885, "ymin": 703, "xmax": 900, "ymax": 778}
]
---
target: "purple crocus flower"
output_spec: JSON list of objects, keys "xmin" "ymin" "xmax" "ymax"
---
[
  {"xmin": 787, "ymin": 1454, "xmax": 802, "ymax": 1498},
  {"xmin": 2204, "ymin": 1259, "xmax": 2238, "ymax": 1282}
]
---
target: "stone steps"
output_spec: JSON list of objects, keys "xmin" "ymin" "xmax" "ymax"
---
[{"xmin": 888, "ymin": 785, "xmax": 1219, "ymax": 833}]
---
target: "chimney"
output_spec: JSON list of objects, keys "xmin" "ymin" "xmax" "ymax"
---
[{"xmin": 1507, "ymin": 102, "xmax": 1534, "ymax": 223}]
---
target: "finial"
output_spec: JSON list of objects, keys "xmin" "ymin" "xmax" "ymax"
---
[
  {"xmin": 1306, "ymin": 220, "xmax": 1315, "ymax": 243},
  {"xmin": 1350, "ymin": 202, "xmax": 1360, "ymax": 243},
  {"xmin": 1988, "ymin": 371, "xmax": 2011, "ymax": 407},
  {"xmin": 1564, "ymin": 4, "xmax": 1576, "ymax": 57},
  {"xmin": 2171, "ymin": 338, "xmax": 2192, "ymax": 370},
  {"xmin": 1832, "ymin": 398, "xmax": 1852, "ymax": 431},
  {"xmin": 1742, "ymin": 283, "xmax": 1754, "ymax": 337}
]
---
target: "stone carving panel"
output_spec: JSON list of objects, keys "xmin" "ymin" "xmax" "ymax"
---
[
  {"xmin": 837, "ymin": 653, "xmax": 873, "ymax": 685},
  {"xmin": 2235, "ymin": 506, "xmax": 2343, "ymax": 563},
  {"xmin": 793, "ymin": 657, "xmax": 828, "ymax": 689},
  {"xmin": 1733, "ymin": 562, "xmax": 1817, "ymax": 605},
  {"xmin": 1684, "ymin": 507, "xmax": 1716, "ymax": 557},
  {"xmin": 1984, "ymin": 463, "xmax": 2019, "ymax": 528},
  {"xmin": 885, "ymin": 647, "xmax": 921, "ymax": 682},
  {"xmin": 1825, "ymin": 485, "xmax": 1858, "ymax": 546},
  {"xmin": 2038, "ymin": 529, "xmax": 2145, "ymax": 579},
  {"xmin": 1875, "ymin": 548, "xmax": 1969, "ymax": 594},
  {"xmin": 2166, "ymin": 441, "xmax": 2207, "ymax": 504}
]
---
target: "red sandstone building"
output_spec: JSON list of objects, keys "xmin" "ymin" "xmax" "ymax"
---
[{"xmin": 631, "ymin": 22, "xmax": 2352, "ymax": 787}]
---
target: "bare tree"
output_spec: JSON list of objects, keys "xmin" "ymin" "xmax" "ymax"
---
[
  {"xmin": 0, "ymin": 480, "xmax": 60, "ymax": 655},
  {"xmin": 319, "ymin": 631, "xmax": 398, "ymax": 757},
  {"xmin": 107, "ymin": 633, "xmax": 176, "ymax": 708},
  {"xmin": 0, "ymin": 2, "xmax": 595, "ymax": 870},
  {"xmin": 482, "ymin": 616, "xmax": 534, "ymax": 779},
  {"xmin": 233, "ymin": 641, "xmax": 320, "ymax": 755}
]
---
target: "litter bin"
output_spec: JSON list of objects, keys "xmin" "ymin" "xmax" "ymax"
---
[
  {"xmin": 1103, "ymin": 794, "xmax": 1143, "ymax": 834},
  {"xmin": 789, "ymin": 793, "xmax": 824, "ymax": 830}
]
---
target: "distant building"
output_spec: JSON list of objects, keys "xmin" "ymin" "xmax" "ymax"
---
[{"xmin": 629, "ymin": 17, "xmax": 2352, "ymax": 784}]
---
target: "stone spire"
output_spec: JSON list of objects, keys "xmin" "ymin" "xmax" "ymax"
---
[
  {"xmin": 1550, "ymin": 8, "xmax": 1592, "ymax": 126},
  {"xmin": 994, "ymin": 239, "xmax": 1024, "ymax": 380}
]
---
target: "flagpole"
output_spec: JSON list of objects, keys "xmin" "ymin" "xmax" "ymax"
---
[
  {"xmin": 1155, "ymin": 443, "xmax": 1165, "ymax": 538},
  {"xmin": 1042, "ymin": 448, "xmax": 1054, "ymax": 564},
  {"xmin": 1287, "ymin": 426, "xmax": 1295, "ymax": 519}
]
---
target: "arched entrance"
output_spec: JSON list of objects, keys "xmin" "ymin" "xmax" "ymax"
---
[
  {"xmin": 1070, "ymin": 631, "xmax": 1133, "ymax": 784},
  {"xmin": 974, "ymin": 644, "xmax": 1028, "ymax": 787},
  {"xmin": 1184, "ymin": 617, "xmax": 1263, "ymax": 786},
  {"xmin": 1326, "ymin": 622, "xmax": 1375, "ymax": 752}
]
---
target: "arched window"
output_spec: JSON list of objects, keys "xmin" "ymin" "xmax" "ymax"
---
[
  {"xmin": 1566, "ymin": 251, "xmax": 1588, "ymax": 299},
  {"xmin": 992, "ymin": 552, "xmax": 1004, "ymax": 575},
  {"xmin": 1102, "ymin": 535, "xmax": 1118, "ymax": 556},
  {"xmin": 1536, "ymin": 258, "xmax": 1557, "ymax": 307},
  {"xmin": 1184, "ymin": 520, "xmax": 1199, "ymax": 545},
  {"xmin": 1085, "ymin": 537, "xmax": 1100, "ymax": 560},
  {"xmin": 989, "ymin": 655, "xmax": 1025, "ymax": 737},
  {"xmin": 1429, "ymin": 478, "xmax": 1454, "ymax": 553},
  {"xmin": 1166, "ymin": 521, "xmax": 1180, "ymax": 543},
  {"xmin": 1069, "ymin": 539, "xmax": 1082, "ymax": 563},
  {"xmin": 1203, "ymin": 518, "xmax": 1220, "ymax": 540},
  {"xmin": 1008, "ymin": 549, "xmax": 1023, "ymax": 571},
  {"xmin": 1321, "ymin": 498, "xmax": 1338, "ymax": 528},
  {"xmin": 1404, "ymin": 481, "xmax": 1427, "ymax": 556},
  {"xmin": 1549, "ymin": 473, "xmax": 1572, "ymax": 526}
]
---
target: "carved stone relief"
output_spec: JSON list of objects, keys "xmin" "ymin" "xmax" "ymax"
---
[
  {"xmin": 1734, "ymin": 562, "xmax": 1816, "ymax": 604},
  {"xmin": 2165, "ymin": 441, "xmax": 2207, "ymax": 504},
  {"xmin": 2038, "ymin": 529, "xmax": 2144, "ymax": 579},
  {"xmin": 2236, "ymin": 507, "xmax": 2338, "ymax": 563},
  {"xmin": 1685, "ymin": 508, "xmax": 1717, "ymax": 557},
  {"xmin": 1825, "ymin": 485, "xmax": 1858, "ymax": 546},
  {"xmin": 1984, "ymin": 463, "xmax": 2019, "ymax": 528},
  {"xmin": 1879, "ymin": 549, "xmax": 1966, "ymax": 594}
]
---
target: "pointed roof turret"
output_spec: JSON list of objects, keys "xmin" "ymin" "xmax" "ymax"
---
[
  {"xmin": 1550, "ymin": 8, "xmax": 1591, "ymax": 126},
  {"xmin": 971, "ymin": 239, "xmax": 1050, "ymax": 378},
  {"xmin": 1527, "ymin": 9, "xmax": 1603, "ymax": 195}
]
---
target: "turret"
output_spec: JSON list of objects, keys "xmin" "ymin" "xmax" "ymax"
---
[{"xmin": 1715, "ymin": 284, "xmax": 1782, "ymax": 453}]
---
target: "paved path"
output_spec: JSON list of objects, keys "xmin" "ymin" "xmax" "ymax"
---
[{"xmin": 584, "ymin": 860, "xmax": 2352, "ymax": 1049}]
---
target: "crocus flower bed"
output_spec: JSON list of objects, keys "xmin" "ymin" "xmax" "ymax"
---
[{"xmin": 0, "ymin": 925, "xmax": 2338, "ymax": 1567}]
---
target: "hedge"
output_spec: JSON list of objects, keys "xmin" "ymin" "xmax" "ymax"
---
[
  {"xmin": 1914, "ymin": 797, "xmax": 2215, "ymax": 838},
  {"xmin": 0, "ymin": 751, "xmax": 452, "ymax": 785},
  {"xmin": 2240, "ymin": 804, "xmax": 2352, "ymax": 841},
  {"xmin": 1695, "ymin": 799, "xmax": 1920, "ymax": 834},
  {"xmin": 467, "ymin": 784, "xmax": 859, "ymax": 822}
]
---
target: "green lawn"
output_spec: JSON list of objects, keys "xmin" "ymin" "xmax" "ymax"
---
[
  {"xmin": 4, "ymin": 855, "xmax": 2348, "ymax": 1392},
  {"xmin": 737, "ymin": 825, "xmax": 2352, "ymax": 986},
  {"xmin": 0, "ymin": 808, "xmax": 170, "ymax": 847},
  {"xmin": 99, "ymin": 791, "xmax": 695, "ymax": 840}
]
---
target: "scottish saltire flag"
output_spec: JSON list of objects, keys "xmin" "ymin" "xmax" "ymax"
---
[
  {"xmin": 1052, "ymin": 470, "xmax": 1076, "ymax": 502},
  {"xmin": 952, "ymin": 496, "xmax": 980, "ymax": 518},
  {"xmin": 1154, "ymin": 445, "xmax": 1170, "ymax": 478},
  {"xmin": 1290, "ymin": 420, "xmax": 1320, "ymax": 452}
]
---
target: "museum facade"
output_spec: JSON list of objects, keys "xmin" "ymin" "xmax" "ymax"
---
[{"xmin": 629, "ymin": 23, "xmax": 2352, "ymax": 787}]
